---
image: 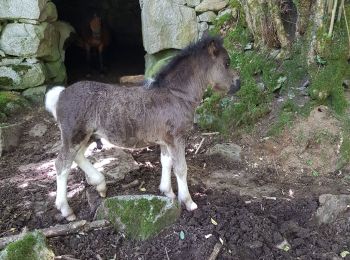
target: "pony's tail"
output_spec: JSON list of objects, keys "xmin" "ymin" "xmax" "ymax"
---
[{"xmin": 45, "ymin": 86, "xmax": 65, "ymax": 121}]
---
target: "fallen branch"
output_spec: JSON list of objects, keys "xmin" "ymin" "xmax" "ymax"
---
[
  {"xmin": 208, "ymin": 242, "xmax": 223, "ymax": 260},
  {"xmin": 201, "ymin": 132, "xmax": 219, "ymax": 136},
  {"xmin": 0, "ymin": 220, "xmax": 109, "ymax": 249},
  {"xmin": 195, "ymin": 138, "xmax": 205, "ymax": 154}
]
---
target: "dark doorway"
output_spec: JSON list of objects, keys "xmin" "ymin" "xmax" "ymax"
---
[{"xmin": 52, "ymin": 0, "xmax": 145, "ymax": 84}]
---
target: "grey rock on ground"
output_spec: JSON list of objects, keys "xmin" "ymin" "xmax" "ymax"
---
[
  {"xmin": 316, "ymin": 194, "xmax": 350, "ymax": 224},
  {"xmin": 0, "ymin": 123, "xmax": 23, "ymax": 156},
  {"xmin": 29, "ymin": 123, "xmax": 47, "ymax": 137},
  {"xmin": 206, "ymin": 143, "xmax": 242, "ymax": 162}
]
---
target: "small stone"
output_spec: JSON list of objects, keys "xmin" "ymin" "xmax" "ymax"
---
[
  {"xmin": 186, "ymin": 0, "xmax": 201, "ymax": 7},
  {"xmin": 198, "ymin": 11, "xmax": 217, "ymax": 22},
  {"xmin": 257, "ymin": 82, "xmax": 265, "ymax": 91},
  {"xmin": 218, "ymin": 8, "xmax": 232, "ymax": 18},
  {"xmin": 198, "ymin": 22, "xmax": 209, "ymax": 32},
  {"xmin": 0, "ymin": 231, "xmax": 55, "ymax": 260},
  {"xmin": 0, "ymin": 122, "xmax": 23, "ymax": 156},
  {"xmin": 95, "ymin": 195, "xmax": 181, "ymax": 240},
  {"xmin": 195, "ymin": 0, "xmax": 228, "ymax": 12},
  {"xmin": 207, "ymin": 143, "xmax": 241, "ymax": 162},
  {"xmin": 29, "ymin": 123, "xmax": 47, "ymax": 137},
  {"xmin": 343, "ymin": 79, "xmax": 350, "ymax": 89}
]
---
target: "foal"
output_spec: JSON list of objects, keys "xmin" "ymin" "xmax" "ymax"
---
[{"xmin": 45, "ymin": 36, "xmax": 240, "ymax": 221}]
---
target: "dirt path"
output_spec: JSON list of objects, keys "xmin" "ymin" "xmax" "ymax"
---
[{"xmin": 1, "ymin": 108, "xmax": 350, "ymax": 259}]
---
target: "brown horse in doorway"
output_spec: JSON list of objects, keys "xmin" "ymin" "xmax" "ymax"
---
[{"xmin": 80, "ymin": 13, "xmax": 110, "ymax": 74}]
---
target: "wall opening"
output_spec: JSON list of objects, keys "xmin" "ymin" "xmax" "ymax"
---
[{"xmin": 52, "ymin": 0, "xmax": 145, "ymax": 84}]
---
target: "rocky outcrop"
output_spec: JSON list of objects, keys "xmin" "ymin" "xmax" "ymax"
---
[{"xmin": 0, "ymin": 1, "xmax": 71, "ymax": 108}]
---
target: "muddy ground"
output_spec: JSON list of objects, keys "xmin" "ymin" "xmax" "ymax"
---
[{"xmin": 1, "ymin": 103, "xmax": 350, "ymax": 260}]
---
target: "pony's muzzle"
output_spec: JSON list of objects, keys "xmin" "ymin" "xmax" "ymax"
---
[{"xmin": 228, "ymin": 78, "xmax": 241, "ymax": 95}]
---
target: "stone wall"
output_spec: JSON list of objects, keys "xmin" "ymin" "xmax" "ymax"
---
[
  {"xmin": 141, "ymin": 0, "xmax": 235, "ymax": 77},
  {"xmin": 0, "ymin": 0, "xmax": 73, "ymax": 104}
]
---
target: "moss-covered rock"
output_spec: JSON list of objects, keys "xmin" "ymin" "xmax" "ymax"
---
[
  {"xmin": 0, "ymin": 63, "xmax": 46, "ymax": 90},
  {"xmin": 0, "ymin": 231, "xmax": 54, "ymax": 260},
  {"xmin": 96, "ymin": 195, "xmax": 181, "ymax": 240},
  {"xmin": 145, "ymin": 49, "xmax": 179, "ymax": 78},
  {"xmin": 44, "ymin": 61, "xmax": 66, "ymax": 84},
  {"xmin": 0, "ymin": 91, "xmax": 29, "ymax": 117},
  {"xmin": 22, "ymin": 85, "xmax": 46, "ymax": 104}
]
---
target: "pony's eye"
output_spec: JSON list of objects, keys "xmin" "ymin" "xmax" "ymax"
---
[{"xmin": 225, "ymin": 62, "xmax": 230, "ymax": 68}]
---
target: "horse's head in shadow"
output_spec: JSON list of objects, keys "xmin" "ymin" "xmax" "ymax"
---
[{"xmin": 205, "ymin": 39, "xmax": 240, "ymax": 95}]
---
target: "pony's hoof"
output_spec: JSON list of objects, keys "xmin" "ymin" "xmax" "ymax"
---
[
  {"xmin": 97, "ymin": 183, "xmax": 107, "ymax": 197},
  {"xmin": 99, "ymin": 191, "xmax": 106, "ymax": 198},
  {"xmin": 185, "ymin": 201, "xmax": 198, "ymax": 211},
  {"xmin": 164, "ymin": 190, "xmax": 176, "ymax": 199},
  {"xmin": 66, "ymin": 213, "xmax": 77, "ymax": 222}
]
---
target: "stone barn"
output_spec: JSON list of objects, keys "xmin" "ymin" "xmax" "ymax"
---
[{"xmin": 0, "ymin": 0, "xmax": 233, "ymax": 117}]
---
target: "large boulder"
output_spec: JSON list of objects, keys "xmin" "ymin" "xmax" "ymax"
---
[
  {"xmin": 141, "ymin": 0, "xmax": 198, "ymax": 54},
  {"xmin": 0, "ymin": 231, "xmax": 54, "ymax": 260},
  {"xmin": 95, "ymin": 195, "xmax": 181, "ymax": 240},
  {"xmin": 0, "ymin": 22, "xmax": 60, "ymax": 61},
  {"xmin": 0, "ymin": 62, "xmax": 46, "ymax": 90},
  {"xmin": 0, "ymin": 0, "xmax": 48, "ymax": 20}
]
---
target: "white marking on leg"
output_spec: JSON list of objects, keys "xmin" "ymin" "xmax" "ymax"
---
[
  {"xmin": 170, "ymin": 143, "xmax": 197, "ymax": 211},
  {"xmin": 159, "ymin": 147, "xmax": 175, "ymax": 199},
  {"xmin": 55, "ymin": 169, "xmax": 76, "ymax": 220},
  {"xmin": 75, "ymin": 151, "xmax": 107, "ymax": 197}
]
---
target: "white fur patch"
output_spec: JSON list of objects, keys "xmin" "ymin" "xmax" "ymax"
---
[{"xmin": 45, "ymin": 86, "xmax": 65, "ymax": 120}]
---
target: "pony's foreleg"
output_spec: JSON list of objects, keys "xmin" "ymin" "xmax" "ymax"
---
[
  {"xmin": 85, "ymin": 45, "xmax": 92, "ymax": 76},
  {"xmin": 159, "ymin": 145, "xmax": 176, "ymax": 199},
  {"xmin": 98, "ymin": 44, "xmax": 105, "ymax": 73},
  {"xmin": 55, "ymin": 146, "xmax": 79, "ymax": 221},
  {"xmin": 169, "ymin": 141, "xmax": 198, "ymax": 211},
  {"xmin": 75, "ymin": 148, "xmax": 107, "ymax": 197}
]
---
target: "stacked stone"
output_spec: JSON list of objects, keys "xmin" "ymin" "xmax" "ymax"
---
[
  {"xmin": 0, "ymin": 0, "xmax": 73, "ymax": 105},
  {"xmin": 141, "ymin": 0, "xmax": 235, "ymax": 77}
]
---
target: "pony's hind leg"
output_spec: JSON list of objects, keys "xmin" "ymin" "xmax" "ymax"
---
[
  {"xmin": 159, "ymin": 145, "xmax": 176, "ymax": 199},
  {"xmin": 55, "ymin": 145, "xmax": 79, "ymax": 221},
  {"xmin": 168, "ymin": 141, "xmax": 198, "ymax": 211},
  {"xmin": 74, "ymin": 146, "xmax": 107, "ymax": 197}
]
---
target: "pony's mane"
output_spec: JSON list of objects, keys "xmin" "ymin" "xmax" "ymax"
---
[{"xmin": 148, "ymin": 36, "xmax": 223, "ymax": 88}]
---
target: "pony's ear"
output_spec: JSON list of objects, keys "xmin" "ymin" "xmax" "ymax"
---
[{"xmin": 208, "ymin": 40, "xmax": 219, "ymax": 58}]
